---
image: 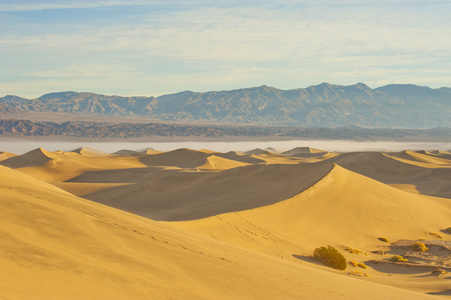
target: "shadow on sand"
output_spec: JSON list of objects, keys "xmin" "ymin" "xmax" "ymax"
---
[
  {"xmin": 427, "ymin": 289, "xmax": 451, "ymax": 296},
  {"xmin": 292, "ymin": 254, "xmax": 316, "ymax": 264}
]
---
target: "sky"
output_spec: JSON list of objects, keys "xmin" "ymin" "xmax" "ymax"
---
[{"xmin": 1, "ymin": 0, "xmax": 451, "ymax": 98}]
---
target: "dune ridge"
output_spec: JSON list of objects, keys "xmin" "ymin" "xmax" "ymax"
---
[
  {"xmin": 80, "ymin": 163, "xmax": 333, "ymax": 221},
  {"xmin": 174, "ymin": 164, "xmax": 451, "ymax": 253}
]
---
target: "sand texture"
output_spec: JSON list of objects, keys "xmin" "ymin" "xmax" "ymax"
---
[{"xmin": 1, "ymin": 146, "xmax": 451, "ymax": 299}]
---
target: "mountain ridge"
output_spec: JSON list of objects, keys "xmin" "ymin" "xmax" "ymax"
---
[{"xmin": 2, "ymin": 83, "xmax": 451, "ymax": 128}]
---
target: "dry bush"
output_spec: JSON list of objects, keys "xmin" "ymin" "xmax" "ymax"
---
[
  {"xmin": 345, "ymin": 247, "xmax": 368, "ymax": 256},
  {"xmin": 357, "ymin": 263, "xmax": 367, "ymax": 269},
  {"xmin": 389, "ymin": 255, "xmax": 408, "ymax": 262},
  {"xmin": 348, "ymin": 271, "xmax": 369, "ymax": 277},
  {"xmin": 313, "ymin": 245, "xmax": 347, "ymax": 270},
  {"xmin": 429, "ymin": 232, "xmax": 443, "ymax": 239},
  {"xmin": 378, "ymin": 237, "xmax": 389, "ymax": 243},
  {"xmin": 349, "ymin": 261, "xmax": 358, "ymax": 267},
  {"xmin": 349, "ymin": 261, "xmax": 368, "ymax": 269},
  {"xmin": 411, "ymin": 242, "xmax": 428, "ymax": 252},
  {"xmin": 445, "ymin": 227, "xmax": 451, "ymax": 234}
]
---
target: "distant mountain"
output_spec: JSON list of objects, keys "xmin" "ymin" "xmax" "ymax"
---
[
  {"xmin": 2, "ymin": 119, "xmax": 451, "ymax": 140},
  {"xmin": 1, "ymin": 83, "xmax": 451, "ymax": 128}
]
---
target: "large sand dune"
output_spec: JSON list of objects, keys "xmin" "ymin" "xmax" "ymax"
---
[
  {"xmin": 174, "ymin": 164, "xmax": 451, "ymax": 253},
  {"xmin": 76, "ymin": 163, "xmax": 333, "ymax": 220},
  {"xmin": 324, "ymin": 151, "xmax": 451, "ymax": 198},
  {"xmin": 2, "ymin": 164, "xmax": 442, "ymax": 299},
  {"xmin": 2, "ymin": 146, "xmax": 451, "ymax": 299},
  {"xmin": 0, "ymin": 147, "xmax": 146, "ymax": 182}
]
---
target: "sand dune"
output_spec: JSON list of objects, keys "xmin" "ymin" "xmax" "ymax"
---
[
  {"xmin": 215, "ymin": 151, "xmax": 267, "ymax": 164},
  {"xmin": 195, "ymin": 155, "xmax": 251, "ymax": 170},
  {"xmin": 2, "ymin": 164, "xmax": 439, "ymax": 299},
  {"xmin": 282, "ymin": 146, "xmax": 327, "ymax": 156},
  {"xmin": 243, "ymin": 148, "xmax": 308, "ymax": 164},
  {"xmin": 175, "ymin": 164, "xmax": 451, "ymax": 253},
  {"xmin": 244, "ymin": 148, "xmax": 283, "ymax": 156},
  {"xmin": 3, "ymin": 146, "xmax": 451, "ymax": 298},
  {"xmin": 385, "ymin": 150, "xmax": 451, "ymax": 167},
  {"xmin": 0, "ymin": 147, "xmax": 55, "ymax": 168},
  {"xmin": 71, "ymin": 146, "xmax": 110, "ymax": 156},
  {"xmin": 323, "ymin": 151, "xmax": 451, "ymax": 198},
  {"xmin": 139, "ymin": 148, "xmax": 213, "ymax": 168},
  {"xmin": 80, "ymin": 163, "xmax": 333, "ymax": 221},
  {"xmin": 0, "ymin": 151, "xmax": 18, "ymax": 161},
  {"xmin": 173, "ymin": 164, "xmax": 451, "ymax": 295},
  {"xmin": 0, "ymin": 147, "xmax": 146, "ymax": 182}
]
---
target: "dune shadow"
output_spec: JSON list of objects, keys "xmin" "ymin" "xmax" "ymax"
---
[
  {"xmin": 385, "ymin": 245, "xmax": 410, "ymax": 256},
  {"xmin": 66, "ymin": 166, "xmax": 176, "ymax": 183},
  {"xmin": 415, "ymin": 272, "xmax": 448, "ymax": 278},
  {"xmin": 427, "ymin": 289, "xmax": 451, "ymax": 296},
  {"xmin": 367, "ymin": 261, "xmax": 437, "ymax": 275},
  {"xmin": 292, "ymin": 254, "xmax": 315, "ymax": 264}
]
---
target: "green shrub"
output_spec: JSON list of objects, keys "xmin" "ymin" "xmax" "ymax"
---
[
  {"xmin": 445, "ymin": 227, "xmax": 451, "ymax": 234},
  {"xmin": 389, "ymin": 255, "xmax": 408, "ymax": 262},
  {"xmin": 313, "ymin": 245, "xmax": 347, "ymax": 270},
  {"xmin": 411, "ymin": 242, "xmax": 428, "ymax": 252}
]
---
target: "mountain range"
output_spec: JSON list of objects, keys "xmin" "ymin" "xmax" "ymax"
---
[{"xmin": 2, "ymin": 83, "xmax": 451, "ymax": 128}]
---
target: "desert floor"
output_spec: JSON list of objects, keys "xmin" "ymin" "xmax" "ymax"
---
[{"xmin": 1, "ymin": 146, "xmax": 451, "ymax": 299}]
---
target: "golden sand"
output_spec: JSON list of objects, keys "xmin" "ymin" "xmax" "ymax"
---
[{"xmin": 1, "ymin": 146, "xmax": 451, "ymax": 299}]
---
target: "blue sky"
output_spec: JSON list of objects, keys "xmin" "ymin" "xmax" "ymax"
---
[{"xmin": 1, "ymin": 0, "xmax": 450, "ymax": 98}]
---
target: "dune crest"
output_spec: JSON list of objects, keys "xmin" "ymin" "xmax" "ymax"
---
[
  {"xmin": 1, "ymin": 147, "xmax": 147, "ymax": 182},
  {"xmin": 175, "ymin": 164, "xmax": 451, "ymax": 255},
  {"xmin": 0, "ymin": 147, "xmax": 55, "ymax": 168},
  {"xmin": 80, "ymin": 163, "xmax": 333, "ymax": 221}
]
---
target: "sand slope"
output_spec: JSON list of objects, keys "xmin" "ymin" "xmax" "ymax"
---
[
  {"xmin": 78, "ymin": 163, "xmax": 333, "ymax": 220},
  {"xmin": 0, "ymin": 151, "xmax": 18, "ymax": 161},
  {"xmin": 325, "ymin": 151, "xmax": 451, "ymax": 198},
  {"xmin": 2, "ymin": 164, "xmax": 441, "ymax": 299},
  {"xmin": 173, "ymin": 164, "xmax": 451, "ymax": 295},
  {"xmin": 174, "ymin": 164, "xmax": 451, "ymax": 256}
]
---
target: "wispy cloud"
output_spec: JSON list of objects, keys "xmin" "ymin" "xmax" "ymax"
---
[
  {"xmin": 1, "ymin": 1, "xmax": 451, "ymax": 97},
  {"xmin": 0, "ymin": 0, "xmax": 166, "ymax": 12}
]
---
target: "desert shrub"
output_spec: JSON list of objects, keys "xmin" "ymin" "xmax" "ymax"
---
[
  {"xmin": 411, "ymin": 242, "xmax": 428, "ymax": 252},
  {"xmin": 348, "ymin": 271, "xmax": 369, "ymax": 277},
  {"xmin": 357, "ymin": 263, "xmax": 367, "ymax": 269},
  {"xmin": 346, "ymin": 247, "xmax": 368, "ymax": 256},
  {"xmin": 429, "ymin": 232, "xmax": 443, "ymax": 239},
  {"xmin": 445, "ymin": 227, "xmax": 451, "ymax": 234},
  {"xmin": 313, "ymin": 245, "xmax": 347, "ymax": 270},
  {"xmin": 389, "ymin": 255, "xmax": 408, "ymax": 262},
  {"xmin": 378, "ymin": 237, "xmax": 389, "ymax": 243},
  {"xmin": 349, "ymin": 261, "xmax": 367, "ymax": 269}
]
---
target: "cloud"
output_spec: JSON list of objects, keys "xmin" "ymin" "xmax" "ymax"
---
[
  {"xmin": 1, "ymin": 1, "xmax": 451, "ymax": 97},
  {"xmin": 0, "ymin": 0, "xmax": 165, "ymax": 12}
]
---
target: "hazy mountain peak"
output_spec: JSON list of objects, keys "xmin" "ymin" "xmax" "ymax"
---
[
  {"xmin": 354, "ymin": 82, "xmax": 371, "ymax": 90},
  {"xmin": 2, "ymin": 83, "xmax": 451, "ymax": 128},
  {"xmin": 39, "ymin": 91, "xmax": 87, "ymax": 99}
]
